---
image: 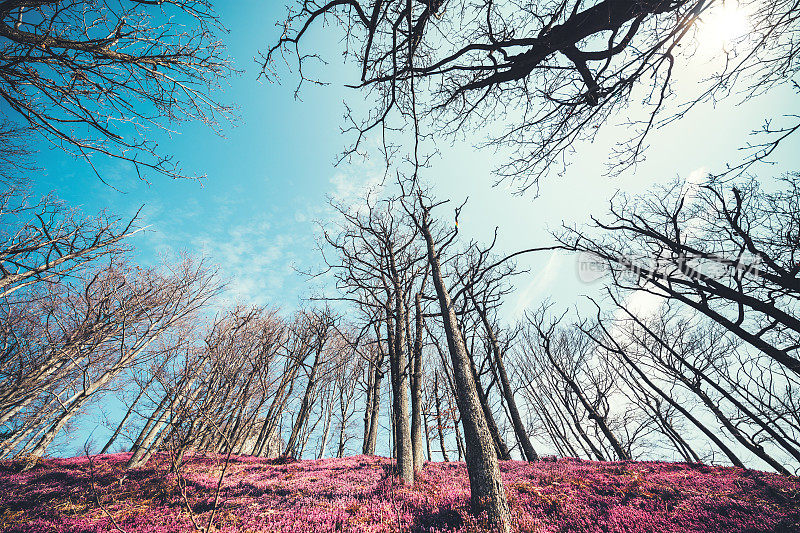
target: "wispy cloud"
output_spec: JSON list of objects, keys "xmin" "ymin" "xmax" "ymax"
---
[
  {"xmin": 328, "ymin": 167, "xmax": 386, "ymax": 213},
  {"xmin": 680, "ymin": 166, "xmax": 708, "ymax": 202},
  {"xmin": 133, "ymin": 198, "xmax": 312, "ymax": 311},
  {"xmin": 191, "ymin": 218, "xmax": 303, "ymax": 307},
  {"xmin": 621, "ymin": 287, "xmax": 666, "ymax": 318},
  {"xmin": 512, "ymin": 251, "xmax": 565, "ymax": 317}
]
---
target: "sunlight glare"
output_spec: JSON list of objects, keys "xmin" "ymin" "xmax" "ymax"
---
[{"xmin": 700, "ymin": 1, "xmax": 750, "ymax": 48}]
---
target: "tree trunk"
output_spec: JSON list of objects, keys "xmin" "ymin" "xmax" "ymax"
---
[
  {"xmin": 534, "ymin": 323, "xmax": 630, "ymax": 461},
  {"xmin": 622, "ymin": 305, "xmax": 800, "ymax": 466},
  {"xmin": 254, "ymin": 360, "xmax": 299, "ymax": 456},
  {"xmin": 336, "ymin": 384, "xmax": 353, "ymax": 458},
  {"xmin": 682, "ymin": 376, "xmax": 789, "ymax": 474},
  {"xmin": 434, "ymin": 373, "xmax": 450, "ymax": 461},
  {"xmin": 29, "ymin": 334, "xmax": 164, "ymax": 463},
  {"xmin": 454, "ymin": 407, "xmax": 465, "ymax": 461},
  {"xmin": 337, "ymin": 417, "xmax": 347, "ymax": 458},
  {"xmin": 475, "ymin": 303, "xmax": 538, "ymax": 462},
  {"xmin": 284, "ymin": 346, "xmax": 323, "ymax": 457},
  {"xmin": 127, "ymin": 376, "xmax": 198, "ymax": 469},
  {"xmin": 28, "ymin": 357, "xmax": 133, "ymax": 461},
  {"xmin": 318, "ymin": 397, "xmax": 334, "ymax": 459},
  {"xmin": 420, "ymin": 212, "xmax": 511, "ymax": 532},
  {"xmin": 424, "ymin": 404, "xmax": 432, "ymax": 461},
  {"xmin": 589, "ymin": 324, "xmax": 746, "ymax": 468},
  {"xmin": 363, "ymin": 357, "xmax": 375, "ymax": 454},
  {"xmin": 564, "ymin": 392, "xmax": 607, "ymax": 460},
  {"xmin": 410, "ymin": 292, "xmax": 425, "ymax": 471},
  {"xmin": 131, "ymin": 392, "xmax": 171, "ymax": 454},
  {"xmin": 101, "ymin": 374, "xmax": 154, "ymax": 454},
  {"xmin": 387, "ymin": 301, "xmax": 414, "ymax": 484},
  {"xmin": 363, "ymin": 333, "xmax": 384, "ymax": 455},
  {"xmin": 643, "ymin": 394, "xmax": 701, "ymax": 463},
  {"xmin": 470, "ymin": 355, "xmax": 512, "ymax": 460},
  {"xmin": 366, "ymin": 369, "xmax": 382, "ymax": 454}
]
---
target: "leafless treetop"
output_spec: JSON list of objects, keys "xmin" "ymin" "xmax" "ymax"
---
[
  {"xmin": 0, "ymin": 0, "xmax": 233, "ymax": 182},
  {"xmin": 262, "ymin": 0, "xmax": 799, "ymax": 191}
]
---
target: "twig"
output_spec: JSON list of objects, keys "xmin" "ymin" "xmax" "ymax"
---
[
  {"xmin": 169, "ymin": 440, "xmax": 206, "ymax": 533},
  {"xmin": 85, "ymin": 445, "xmax": 127, "ymax": 533}
]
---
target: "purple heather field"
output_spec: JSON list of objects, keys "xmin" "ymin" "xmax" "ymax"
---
[{"xmin": 1, "ymin": 453, "xmax": 798, "ymax": 533}]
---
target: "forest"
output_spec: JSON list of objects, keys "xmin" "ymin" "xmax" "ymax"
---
[{"xmin": 0, "ymin": 1, "xmax": 799, "ymax": 532}]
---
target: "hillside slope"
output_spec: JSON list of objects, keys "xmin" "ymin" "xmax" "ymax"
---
[{"xmin": 1, "ymin": 453, "xmax": 798, "ymax": 532}]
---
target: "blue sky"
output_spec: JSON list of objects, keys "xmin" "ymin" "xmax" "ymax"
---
[
  {"xmin": 16, "ymin": 2, "xmax": 799, "ymax": 455},
  {"xmin": 26, "ymin": 2, "xmax": 800, "ymax": 316}
]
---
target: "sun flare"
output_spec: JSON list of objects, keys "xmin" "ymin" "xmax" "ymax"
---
[{"xmin": 700, "ymin": 1, "xmax": 750, "ymax": 48}]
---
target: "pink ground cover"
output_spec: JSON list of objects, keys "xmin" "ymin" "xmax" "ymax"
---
[{"xmin": 1, "ymin": 453, "xmax": 798, "ymax": 532}]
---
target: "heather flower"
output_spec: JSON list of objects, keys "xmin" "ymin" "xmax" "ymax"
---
[{"xmin": 0, "ymin": 454, "xmax": 797, "ymax": 532}]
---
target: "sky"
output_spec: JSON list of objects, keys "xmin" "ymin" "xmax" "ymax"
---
[{"xmin": 13, "ymin": 1, "xmax": 800, "ymax": 455}]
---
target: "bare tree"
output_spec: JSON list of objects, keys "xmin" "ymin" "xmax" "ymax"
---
[
  {"xmin": 599, "ymin": 292, "xmax": 800, "ymax": 473},
  {"xmin": 0, "ymin": 256, "xmax": 219, "ymax": 461},
  {"xmin": 318, "ymin": 191, "xmax": 427, "ymax": 482},
  {"xmin": 327, "ymin": 329, "xmax": 365, "ymax": 457},
  {"xmin": 523, "ymin": 306, "xmax": 632, "ymax": 461},
  {"xmin": 405, "ymin": 187, "xmax": 511, "ymax": 532},
  {"xmin": 100, "ymin": 359, "xmax": 167, "ymax": 454},
  {"xmin": 579, "ymin": 296, "xmax": 749, "ymax": 468},
  {"xmin": 0, "ymin": 188, "xmax": 138, "ymax": 299},
  {"xmin": 432, "ymin": 370, "xmax": 450, "ymax": 461},
  {"xmin": 557, "ymin": 174, "xmax": 800, "ymax": 377},
  {"xmin": 284, "ymin": 308, "xmax": 336, "ymax": 456},
  {"xmin": 264, "ymin": 1, "xmax": 800, "ymax": 188},
  {"xmin": 0, "ymin": 121, "xmax": 34, "ymax": 185},
  {"xmin": 125, "ymin": 305, "xmax": 295, "ymax": 467},
  {"xmin": 0, "ymin": 188, "xmax": 142, "ymax": 448},
  {"xmin": 473, "ymin": 299, "xmax": 538, "ymax": 461},
  {"xmin": 410, "ymin": 288, "xmax": 427, "ymax": 470},
  {"xmin": 0, "ymin": 0, "xmax": 232, "ymax": 181},
  {"xmin": 362, "ymin": 326, "xmax": 385, "ymax": 455}
]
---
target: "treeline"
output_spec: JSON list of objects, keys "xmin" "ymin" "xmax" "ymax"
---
[
  {"xmin": 0, "ymin": 187, "xmax": 368, "ymax": 465},
  {"xmin": 0, "ymin": 186, "xmax": 219, "ymax": 460},
  {"xmin": 3, "ymin": 174, "xmax": 798, "ymax": 488}
]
